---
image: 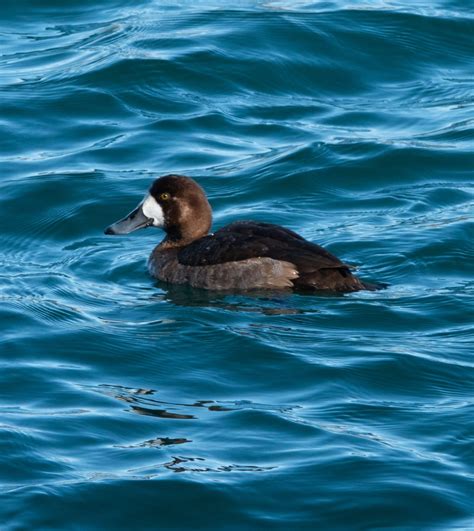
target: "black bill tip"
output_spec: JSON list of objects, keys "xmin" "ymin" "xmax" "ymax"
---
[
  {"xmin": 103, "ymin": 204, "xmax": 154, "ymax": 236},
  {"xmin": 104, "ymin": 226, "xmax": 116, "ymax": 235}
]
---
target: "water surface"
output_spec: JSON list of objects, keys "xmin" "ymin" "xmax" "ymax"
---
[{"xmin": 1, "ymin": 1, "xmax": 473, "ymax": 529}]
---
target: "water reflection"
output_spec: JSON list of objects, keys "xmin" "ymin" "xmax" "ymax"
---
[
  {"xmin": 157, "ymin": 281, "xmax": 314, "ymax": 315},
  {"xmin": 129, "ymin": 456, "xmax": 275, "ymax": 476},
  {"xmin": 131, "ymin": 405, "xmax": 195, "ymax": 420},
  {"xmin": 89, "ymin": 384, "xmax": 300, "ymax": 419},
  {"xmin": 118, "ymin": 437, "xmax": 191, "ymax": 448}
]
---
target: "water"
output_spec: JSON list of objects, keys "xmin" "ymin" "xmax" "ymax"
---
[{"xmin": 1, "ymin": 0, "xmax": 473, "ymax": 528}]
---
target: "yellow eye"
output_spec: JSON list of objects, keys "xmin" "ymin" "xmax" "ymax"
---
[{"xmin": 159, "ymin": 192, "xmax": 171, "ymax": 201}]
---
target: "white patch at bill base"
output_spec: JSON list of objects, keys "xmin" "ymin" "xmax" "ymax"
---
[{"xmin": 142, "ymin": 195, "xmax": 165, "ymax": 227}]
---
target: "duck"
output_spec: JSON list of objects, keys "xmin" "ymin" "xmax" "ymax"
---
[{"xmin": 104, "ymin": 174, "xmax": 385, "ymax": 292}]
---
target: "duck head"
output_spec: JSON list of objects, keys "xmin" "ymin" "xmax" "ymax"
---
[{"xmin": 104, "ymin": 175, "xmax": 212, "ymax": 244}]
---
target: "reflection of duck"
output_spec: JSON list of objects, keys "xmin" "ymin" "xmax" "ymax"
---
[
  {"xmin": 105, "ymin": 175, "xmax": 385, "ymax": 292},
  {"xmin": 157, "ymin": 282, "xmax": 305, "ymax": 315}
]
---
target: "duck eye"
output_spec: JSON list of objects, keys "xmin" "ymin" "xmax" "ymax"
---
[{"xmin": 159, "ymin": 192, "xmax": 171, "ymax": 201}]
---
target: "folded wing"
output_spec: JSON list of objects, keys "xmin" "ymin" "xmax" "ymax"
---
[{"xmin": 177, "ymin": 221, "xmax": 348, "ymax": 273}]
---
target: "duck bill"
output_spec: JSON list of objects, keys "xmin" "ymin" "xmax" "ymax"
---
[{"xmin": 104, "ymin": 203, "xmax": 153, "ymax": 235}]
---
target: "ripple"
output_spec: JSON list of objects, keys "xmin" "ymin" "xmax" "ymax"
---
[
  {"xmin": 1, "ymin": 2, "xmax": 474, "ymax": 529},
  {"xmin": 129, "ymin": 455, "xmax": 275, "ymax": 475},
  {"xmin": 118, "ymin": 437, "xmax": 191, "ymax": 448}
]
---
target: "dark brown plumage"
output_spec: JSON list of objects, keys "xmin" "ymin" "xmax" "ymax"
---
[{"xmin": 105, "ymin": 175, "xmax": 385, "ymax": 292}]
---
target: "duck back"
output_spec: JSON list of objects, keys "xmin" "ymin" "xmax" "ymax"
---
[{"xmin": 168, "ymin": 221, "xmax": 384, "ymax": 292}]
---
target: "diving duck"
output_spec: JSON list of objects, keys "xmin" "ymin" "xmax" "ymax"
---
[{"xmin": 105, "ymin": 175, "xmax": 384, "ymax": 292}]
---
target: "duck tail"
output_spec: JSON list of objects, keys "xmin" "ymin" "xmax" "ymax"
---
[
  {"xmin": 360, "ymin": 280, "xmax": 389, "ymax": 291},
  {"xmin": 293, "ymin": 267, "xmax": 387, "ymax": 293}
]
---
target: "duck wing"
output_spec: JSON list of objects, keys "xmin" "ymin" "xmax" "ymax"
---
[{"xmin": 177, "ymin": 221, "xmax": 349, "ymax": 272}]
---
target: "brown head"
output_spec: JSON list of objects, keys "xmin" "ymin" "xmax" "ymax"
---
[{"xmin": 104, "ymin": 175, "xmax": 212, "ymax": 245}]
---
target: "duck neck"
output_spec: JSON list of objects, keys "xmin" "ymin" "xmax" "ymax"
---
[{"xmin": 160, "ymin": 222, "xmax": 210, "ymax": 249}]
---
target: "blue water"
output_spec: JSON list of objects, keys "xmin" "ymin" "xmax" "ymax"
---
[{"xmin": 1, "ymin": 1, "xmax": 473, "ymax": 529}]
